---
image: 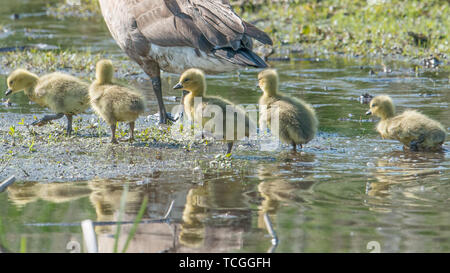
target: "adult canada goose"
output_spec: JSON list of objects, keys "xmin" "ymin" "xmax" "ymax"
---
[
  {"xmin": 258, "ymin": 69, "xmax": 318, "ymax": 152},
  {"xmin": 366, "ymin": 95, "xmax": 446, "ymax": 151},
  {"xmin": 90, "ymin": 60, "xmax": 146, "ymax": 144},
  {"xmin": 98, "ymin": 0, "xmax": 272, "ymax": 124},
  {"xmin": 5, "ymin": 69, "xmax": 89, "ymax": 135}
]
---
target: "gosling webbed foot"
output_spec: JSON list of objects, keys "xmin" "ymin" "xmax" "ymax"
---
[
  {"xmin": 409, "ymin": 134, "xmax": 425, "ymax": 151},
  {"xmin": 409, "ymin": 141, "xmax": 419, "ymax": 151},
  {"xmin": 119, "ymin": 137, "xmax": 135, "ymax": 143},
  {"xmin": 31, "ymin": 113, "xmax": 64, "ymax": 126}
]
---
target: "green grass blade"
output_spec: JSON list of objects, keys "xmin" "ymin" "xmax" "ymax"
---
[
  {"xmin": 121, "ymin": 196, "xmax": 148, "ymax": 253},
  {"xmin": 20, "ymin": 236, "xmax": 26, "ymax": 253}
]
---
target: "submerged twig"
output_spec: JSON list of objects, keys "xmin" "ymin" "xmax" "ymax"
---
[
  {"xmin": 81, "ymin": 220, "xmax": 98, "ymax": 253},
  {"xmin": 263, "ymin": 213, "xmax": 279, "ymax": 253},
  {"xmin": 0, "ymin": 176, "xmax": 16, "ymax": 193},
  {"xmin": 163, "ymin": 200, "xmax": 175, "ymax": 219},
  {"xmin": 0, "ymin": 157, "xmax": 12, "ymax": 175},
  {"xmin": 25, "ymin": 217, "xmax": 181, "ymax": 227}
]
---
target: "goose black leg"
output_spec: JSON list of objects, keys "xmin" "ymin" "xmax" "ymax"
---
[
  {"xmin": 151, "ymin": 76, "xmax": 175, "ymax": 124},
  {"xmin": 142, "ymin": 60, "xmax": 175, "ymax": 124},
  {"xmin": 292, "ymin": 141, "xmax": 297, "ymax": 152},
  {"xmin": 31, "ymin": 113, "xmax": 64, "ymax": 126}
]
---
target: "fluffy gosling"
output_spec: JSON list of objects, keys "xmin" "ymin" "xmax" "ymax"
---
[
  {"xmin": 5, "ymin": 69, "xmax": 90, "ymax": 135},
  {"xmin": 366, "ymin": 95, "xmax": 446, "ymax": 151},
  {"xmin": 174, "ymin": 68, "xmax": 254, "ymax": 154},
  {"xmin": 258, "ymin": 69, "xmax": 318, "ymax": 151},
  {"xmin": 90, "ymin": 59, "xmax": 145, "ymax": 144}
]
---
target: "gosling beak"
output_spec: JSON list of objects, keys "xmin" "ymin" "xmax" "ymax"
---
[
  {"xmin": 173, "ymin": 83, "xmax": 183, "ymax": 90},
  {"xmin": 365, "ymin": 110, "xmax": 372, "ymax": 115},
  {"xmin": 5, "ymin": 89, "xmax": 12, "ymax": 96}
]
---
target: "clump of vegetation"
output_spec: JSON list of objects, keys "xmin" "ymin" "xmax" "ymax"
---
[
  {"xmin": 0, "ymin": 49, "xmax": 141, "ymax": 78},
  {"xmin": 0, "ymin": 49, "xmax": 102, "ymax": 75},
  {"xmin": 47, "ymin": 0, "xmax": 100, "ymax": 19},
  {"xmin": 237, "ymin": 0, "xmax": 448, "ymax": 60}
]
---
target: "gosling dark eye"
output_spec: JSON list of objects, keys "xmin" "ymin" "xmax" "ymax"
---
[
  {"xmin": 183, "ymin": 78, "xmax": 190, "ymax": 82},
  {"xmin": 9, "ymin": 81, "xmax": 13, "ymax": 85}
]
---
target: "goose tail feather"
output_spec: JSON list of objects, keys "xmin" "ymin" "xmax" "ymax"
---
[{"xmin": 213, "ymin": 47, "xmax": 268, "ymax": 68}]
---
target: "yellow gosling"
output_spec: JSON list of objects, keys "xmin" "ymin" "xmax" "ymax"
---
[
  {"xmin": 90, "ymin": 59, "xmax": 145, "ymax": 144},
  {"xmin": 5, "ymin": 69, "xmax": 90, "ymax": 135},
  {"xmin": 258, "ymin": 69, "xmax": 318, "ymax": 152},
  {"xmin": 366, "ymin": 95, "xmax": 446, "ymax": 151},
  {"xmin": 174, "ymin": 68, "xmax": 254, "ymax": 154}
]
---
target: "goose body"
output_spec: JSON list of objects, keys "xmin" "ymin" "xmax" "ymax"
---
[
  {"xmin": 5, "ymin": 69, "xmax": 89, "ymax": 135},
  {"xmin": 90, "ymin": 60, "xmax": 146, "ymax": 143},
  {"xmin": 258, "ymin": 69, "xmax": 318, "ymax": 151},
  {"xmin": 366, "ymin": 95, "xmax": 446, "ymax": 151},
  {"xmin": 145, "ymin": 44, "xmax": 239, "ymax": 74},
  {"xmin": 99, "ymin": 0, "xmax": 272, "ymax": 123}
]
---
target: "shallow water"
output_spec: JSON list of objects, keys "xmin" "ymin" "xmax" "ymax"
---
[{"xmin": 0, "ymin": 1, "xmax": 450, "ymax": 253}]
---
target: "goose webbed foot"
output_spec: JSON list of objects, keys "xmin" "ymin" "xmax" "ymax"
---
[
  {"xmin": 31, "ymin": 113, "xmax": 64, "ymax": 126},
  {"xmin": 164, "ymin": 112, "xmax": 177, "ymax": 123}
]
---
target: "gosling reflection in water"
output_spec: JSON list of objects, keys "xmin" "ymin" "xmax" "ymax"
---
[
  {"xmin": 6, "ymin": 177, "xmax": 253, "ymax": 252},
  {"xmin": 256, "ymin": 154, "xmax": 316, "ymax": 229},
  {"xmin": 178, "ymin": 176, "xmax": 252, "ymax": 252},
  {"xmin": 7, "ymin": 182, "xmax": 91, "ymax": 207},
  {"xmin": 366, "ymin": 151, "xmax": 445, "ymax": 209}
]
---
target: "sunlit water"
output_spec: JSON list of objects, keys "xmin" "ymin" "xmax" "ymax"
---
[{"xmin": 0, "ymin": 1, "xmax": 449, "ymax": 253}]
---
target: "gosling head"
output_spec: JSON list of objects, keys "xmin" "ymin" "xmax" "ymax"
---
[
  {"xmin": 173, "ymin": 68, "xmax": 206, "ymax": 96},
  {"xmin": 95, "ymin": 59, "xmax": 114, "ymax": 84},
  {"xmin": 366, "ymin": 95, "xmax": 396, "ymax": 119},
  {"xmin": 5, "ymin": 69, "xmax": 39, "ymax": 96},
  {"xmin": 258, "ymin": 69, "xmax": 278, "ymax": 96}
]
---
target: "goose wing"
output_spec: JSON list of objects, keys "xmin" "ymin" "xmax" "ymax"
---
[{"xmin": 130, "ymin": 0, "xmax": 272, "ymax": 67}]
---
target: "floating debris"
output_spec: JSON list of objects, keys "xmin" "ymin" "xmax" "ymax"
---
[
  {"xmin": 2, "ymin": 98, "xmax": 12, "ymax": 107},
  {"xmin": 0, "ymin": 176, "xmax": 16, "ymax": 193},
  {"xmin": 359, "ymin": 93, "xmax": 374, "ymax": 104},
  {"xmin": 423, "ymin": 55, "xmax": 440, "ymax": 68}
]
